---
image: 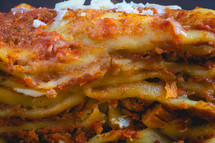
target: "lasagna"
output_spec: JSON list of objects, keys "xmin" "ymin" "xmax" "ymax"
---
[{"xmin": 0, "ymin": 0, "xmax": 215, "ymax": 142}]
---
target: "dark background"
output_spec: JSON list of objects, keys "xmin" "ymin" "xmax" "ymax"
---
[{"xmin": 1, "ymin": 0, "xmax": 215, "ymax": 12}]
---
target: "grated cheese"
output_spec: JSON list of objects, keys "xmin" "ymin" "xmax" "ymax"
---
[
  {"xmin": 11, "ymin": 7, "xmax": 26, "ymax": 15},
  {"xmin": 90, "ymin": 0, "xmax": 114, "ymax": 9},
  {"xmin": 54, "ymin": 0, "xmax": 181, "ymax": 16},
  {"xmin": 140, "ymin": 9, "xmax": 154, "ymax": 15},
  {"xmin": 145, "ymin": 3, "xmax": 181, "ymax": 15},
  {"xmin": 114, "ymin": 1, "xmax": 140, "ymax": 14},
  {"xmin": 33, "ymin": 19, "xmax": 46, "ymax": 28},
  {"xmin": 55, "ymin": 0, "xmax": 85, "ymax": 11}
]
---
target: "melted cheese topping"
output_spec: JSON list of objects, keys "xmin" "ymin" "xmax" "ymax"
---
[{"xmin": 55, "ymin": 0, "xmax": 181, "ymax": 16}]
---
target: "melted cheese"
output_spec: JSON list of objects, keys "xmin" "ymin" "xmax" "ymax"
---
[
  {"xmin": 55, "ymin": 0, "xmax": 85, "ymax": 11},
  {"xmin": 33, "ymin": 19, "xmax": 46, "ymax": 28},
  {"xmin": 11, "ymin": 7, "xmax": 26, "ymax": 15},
  {"xmin": 54, "ymin": 0, "xmax": 181, "ymax": 16}
]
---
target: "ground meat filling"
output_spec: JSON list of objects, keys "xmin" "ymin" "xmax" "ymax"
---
[{"xmin": 121, "ymin": 98, "xmax": 152, "ymax": 112}]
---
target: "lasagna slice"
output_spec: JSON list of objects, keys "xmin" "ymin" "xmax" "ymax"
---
[{"xmin": 0, "ymin": 0, "xmax": 215, "ymax": 142}]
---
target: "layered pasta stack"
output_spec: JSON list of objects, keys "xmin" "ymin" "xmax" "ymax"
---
[{"xmin": 0, "ymin": 0, "xmax": 215, "ymax": 142}]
